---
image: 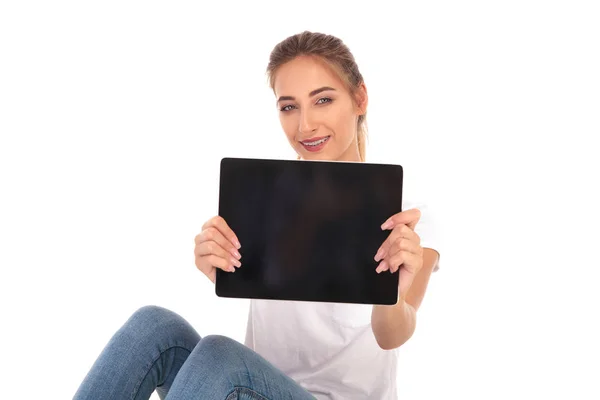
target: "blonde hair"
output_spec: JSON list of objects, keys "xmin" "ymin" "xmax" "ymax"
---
[{"xmin": 266, "ymin": 31, "xmax": 368, "ymax": 161}]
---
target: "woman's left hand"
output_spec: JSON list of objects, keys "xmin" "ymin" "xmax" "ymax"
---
[{"xmin": 374, "ymin": 208, "xmax": 424, "ymax": 298}]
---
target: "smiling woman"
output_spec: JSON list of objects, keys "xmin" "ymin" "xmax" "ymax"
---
[
  {"xmin": 269, "ymin": 39, "xmax": 369, "ymax": 162},
  {"xmin": 73, "ymin": 30, "xmax": 441, "ymax": 400}
]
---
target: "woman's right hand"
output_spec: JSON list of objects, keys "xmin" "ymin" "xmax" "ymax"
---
[{"xmin": 194, "ymin": 216, "xmax": 242, "ymax": 283}]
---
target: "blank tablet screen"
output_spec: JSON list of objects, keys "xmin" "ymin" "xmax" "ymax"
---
[{"xmin": 215, "ymin": 157, "xmax": 403, "ymax": 305}]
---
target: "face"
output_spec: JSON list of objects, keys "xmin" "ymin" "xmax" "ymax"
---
[{"xmin": 273, "ymin": 56, "xmax": 367, "ymax": 162}]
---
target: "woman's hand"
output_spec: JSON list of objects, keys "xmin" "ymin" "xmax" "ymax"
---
[
  {"xmin": 374, "ymin": 208, "xmax": 424, "ymax": 298},
  {"xmin": 194, "ymin": 216, "xmax": 242, "ymax": 283}
]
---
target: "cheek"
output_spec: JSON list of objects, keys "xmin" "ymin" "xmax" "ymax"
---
[
  {"xmin": 331, "ymin": 108, "xmax": 357, "ymax": 141},
  {"xmin": 280, "ymin": 115, "xmax": 298, "ymax": 143}
]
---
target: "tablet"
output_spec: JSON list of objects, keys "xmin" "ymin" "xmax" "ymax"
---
[{"xmin": 215, "ymin": 157, "xmax": 403, "ymax": 305}]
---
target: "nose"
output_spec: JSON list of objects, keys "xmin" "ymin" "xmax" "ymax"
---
[{"xmin": 298, "ymin": 109, "xmax": 318, "ymax": 136}]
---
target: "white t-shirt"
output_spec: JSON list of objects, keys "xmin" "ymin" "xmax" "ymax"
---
[{"xmin": 244, "ymin": 199, "xmax": 441, "ymax": 399}]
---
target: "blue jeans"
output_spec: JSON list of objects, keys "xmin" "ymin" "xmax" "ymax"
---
[{"xmin": 73, "ymin": 305, "xmax": 316, "ymax": 400}]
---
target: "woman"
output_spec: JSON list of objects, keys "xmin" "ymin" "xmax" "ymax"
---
[{"xmin": 74, "ymin": 30, "xmax": 441, "ymax": 400}]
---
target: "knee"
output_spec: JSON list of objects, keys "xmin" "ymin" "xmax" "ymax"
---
[
  {"xmin": 130, "ymin": 305, "xmax": 178, "ymax": 326},
  {"xmin": 194, "ymin": 335, "xmax": 244, "ymax": 363},
  {"xmin": 189, "ymin": 336, "xmax": 252, "ymax": 382},
  {"xmin": 199, "ymin": 335, "xmax": 238, "ymax": 350},
  {"xmin": 166, "ymin": 336, "xmax": 259, "ymax": 398},
  {"xmin": 118, "ymin": 305, "xmax": 200, "ymax": 345}
]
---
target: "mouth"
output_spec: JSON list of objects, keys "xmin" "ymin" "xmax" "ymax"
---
[{"xmin": 300, "ymin": 136, "xmax": 331, "ymax": 152}]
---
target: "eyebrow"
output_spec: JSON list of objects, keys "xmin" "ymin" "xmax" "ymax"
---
[{"xmin": 276, "ymin": 86, "xmax": 336, "ymax": 105}]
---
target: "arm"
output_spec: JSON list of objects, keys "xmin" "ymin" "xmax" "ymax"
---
[{"xmin": 371, "ymin": 248, "xmax": 439, "ymax": 350}]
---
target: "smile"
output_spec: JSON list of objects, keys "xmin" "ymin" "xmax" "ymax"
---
[
  {"xmin": 301, "ymin": 136, "xmax": 330, "ymax": 146},
  {"xmin": 300, "ymin": 136, "xmax": 331, "ymax": 153}
]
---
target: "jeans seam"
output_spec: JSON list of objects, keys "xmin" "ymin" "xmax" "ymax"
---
[
  {"xmin": 131, "ymin": 345, "xmax": 193, "ymax": 400},
  {"xmin": 225, "ymin": 386, "xmax": 272, "ymax": 400}
]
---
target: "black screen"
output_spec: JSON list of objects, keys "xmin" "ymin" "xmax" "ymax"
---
[{"xmin": 215, "ymin": 157, "xmax": 403, "ymax": 305}]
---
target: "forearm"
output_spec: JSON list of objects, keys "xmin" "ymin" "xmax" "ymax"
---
[{"xmin": 371, "ymin": 298, "xmax": 416, "ymax": 350}]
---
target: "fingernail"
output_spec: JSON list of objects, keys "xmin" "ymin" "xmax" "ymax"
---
[
  {"xmin": 231, "ymin": 258, "xmax": 241, "ymax": 268},
  {"xmin": 381, "ymin": 220, "xmax": 393, "ymax": 230},
  {"xmin": 229, "ymin": 266, "xmax": 236, "ymax": 272},
  {"xmin": 231, "ymin": 249, "xmax": 241, "ymax": 259},
  {"xmin": 234, "ymin": 239, "xmax": 241, "ymax": 249},
  {"xmin": 374, "ymin": 248, "xmax": 383, "ymax": 261},
  {"xmin": 378, "ymin": 260, "xmax": 388, "ymax": 272}
]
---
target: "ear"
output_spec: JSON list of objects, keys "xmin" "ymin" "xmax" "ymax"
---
[{"xmin": 354, "ymin": 82, "xmax": 368, "ymax": 115}]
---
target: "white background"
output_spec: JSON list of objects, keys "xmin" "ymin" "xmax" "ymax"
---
[{"xmin": 1, "ymin": 1, "xmax": 599, "ymax": 399}]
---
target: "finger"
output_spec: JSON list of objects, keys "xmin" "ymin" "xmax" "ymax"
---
[
  {"xmin": 387, "ymin": 251, "xmax": 405, "ymax": 274},
  {"xmin": 204, "ymin": 254, "xmax": 237, "ymax": 273},
  {"xmin": 381, "ymin": 208, "xmax": 421, "ymax": 231},
  {"xmin": 202, "ymin": 216, "xmax": 241, "ymax": 249},
  {"xmin": 388, "ymin": 250, "xmax": 421, "ymax": 274},
  {"xmin": 375, "ymin": 225, "xmax": 404, "ymax": 262},
  {"xmin": 386, "ymin": 234, "xmax": 422, "ymax": 261},
  {"xmin": 195, "ymin": 241, "xmax": 242, "ymax": 268},
  {"xmin": 375, "ymin": 224, "xmax": 418, "ymax": 262},
  {"xmin": 375, "ymin": 260, "xmax": 389, "ymax": 274},
  {"xmin": 197, "ymin": 227, "xmax": 241, "ymax": 260},
  {"xmin": 194, "ymin": 254, "xmax": 228, "ymax": 276}
]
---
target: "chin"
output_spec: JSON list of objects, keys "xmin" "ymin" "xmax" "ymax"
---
[
  {"xmin": 297, "ymin": 147, "xmax": 340, "ymax": 161},
  {"xmin": 299, "ymin": 151, "xmax": 337, "ymax": 161}
]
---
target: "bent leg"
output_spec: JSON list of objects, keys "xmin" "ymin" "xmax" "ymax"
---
[
  {"xmin": 73, "ymin": 305, "xmax": 201, "ymax": 400},
  {"xmin": 165, "ymin": 335, "xmax": 315, "ymax": 400}
]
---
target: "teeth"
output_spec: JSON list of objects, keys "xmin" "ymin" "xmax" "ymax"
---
[{"xmin": 304, "ymin": 137, "xmax": 329, "ymax": 146}]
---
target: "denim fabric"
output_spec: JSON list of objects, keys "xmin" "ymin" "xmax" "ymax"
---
[{"xmin": 73, "ymin": 305, "xmax": 315, "ymax": 400}]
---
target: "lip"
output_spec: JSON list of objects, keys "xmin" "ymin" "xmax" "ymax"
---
[
  {"xmin": 300, "ymin": 136, "xmax": 329, "ymax": 144},
  {"xmin": 299, "ymin": 135, "xmax": 331, "ymax": 153}
]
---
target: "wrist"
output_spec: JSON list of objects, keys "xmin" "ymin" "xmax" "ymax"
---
[{"xmin": 371, "ymin": 295, "xmax": 417, "ymax": 349}]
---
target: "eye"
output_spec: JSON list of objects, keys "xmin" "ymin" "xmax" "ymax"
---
[
  {"xmin": 279, "ymin": 97, "xmax": 332, "ymax": 112},
  {"xmin": 280, "ymin": 104, "xmax": 295, "ymax": 112},
  {"xmin": 317, "ymin": 97, "xmax": 332, "ymax": 105}
]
